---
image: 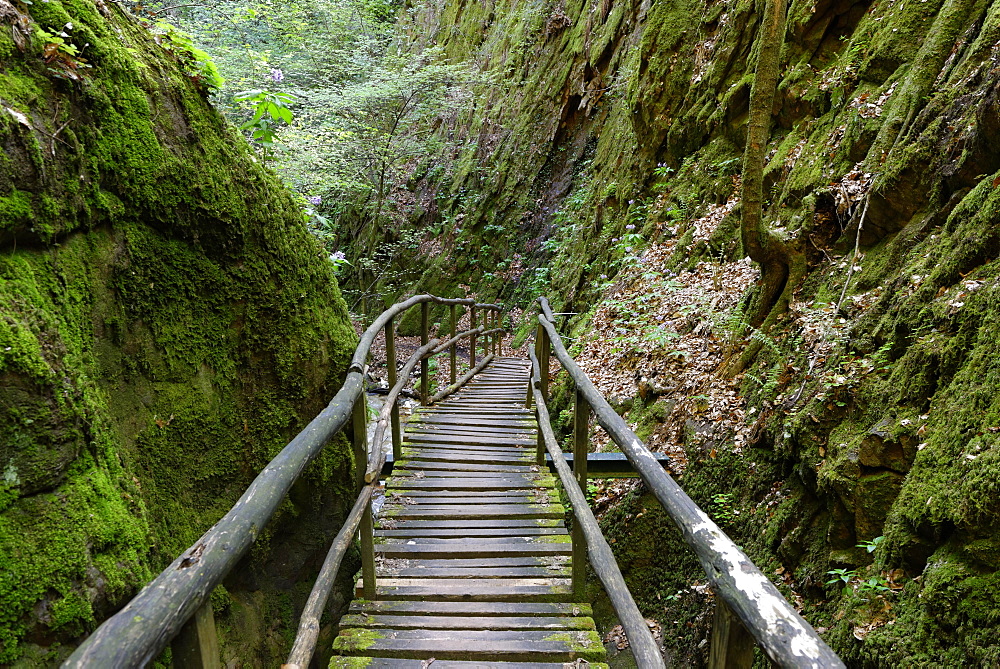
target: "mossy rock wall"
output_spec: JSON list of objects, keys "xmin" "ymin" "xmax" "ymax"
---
[
  {"xmin": 0, "ymin": 1, "xmax": 356, "ymax": 664},
  {"xmin": 399, "ymin": 0, "xmax": 1000, "ymax": 664}
]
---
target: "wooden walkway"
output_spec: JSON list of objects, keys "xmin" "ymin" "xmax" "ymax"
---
[{"xmin": 330, "ymin": 357, "xmax": 608, "ymax": 667}]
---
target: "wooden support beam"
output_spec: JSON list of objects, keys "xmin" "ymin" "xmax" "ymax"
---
[
  {"xmin": 709, "ymin": 598, "xmax": 756, "ymax": 669},
  {"xmin": 385, "ymin": 317, "xmax": 401, "ymax": 461},
  {"xmin": 470, "ymin": 306, "xmax": 478, "ymax": 368},
  {"xmin": 450, "ymin": 304, "xmax": 457, "ymax": 384},
  {"xmin": 420, "ymin": 302, "xmax": 430, "ymax": 405},
  {"xmin": 572, "ymin": 387, "xmax": 590, "ymax": 600},
  {"xmin": 535, "ymin": 325, "xmax": 549, "ymax": 466},
  {"xmin": 360, "ymin": 497, "xmax": 376, "ymax": 600},
  {"xmin": 171, "ymin": 600, "xmax": 220, "ymax": 669}
]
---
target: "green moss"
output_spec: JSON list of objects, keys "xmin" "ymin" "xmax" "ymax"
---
[
  {"xmin": 331, "ymin": 628, "xmax": 383, "ymax": 652},
  {"xmin": 542, "ymin": 631, "xmax": 606, "ymax": 660},
  {"xmin": 0, "ymin": 0, "xmax": 357, "ymax": 662}
]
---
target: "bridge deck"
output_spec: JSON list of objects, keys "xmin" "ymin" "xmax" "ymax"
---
[{"xmin": 330, "ymin": 357, "xmax": 609, "ymax": 667}]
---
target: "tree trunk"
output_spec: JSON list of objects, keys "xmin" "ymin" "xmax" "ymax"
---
[{"xmin": 725, "ymin": 0, "xmax": 801, "ymax": 377}]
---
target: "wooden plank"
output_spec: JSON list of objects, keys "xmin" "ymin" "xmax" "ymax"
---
[
  {"xmin": 376, "ymin": 519, "xmax": 563, "ymax": 529},
  {"xmin": 338, "ymin": 614, "xmax": 594, "ymax": 631},
  {"xmin": 348, "ymin": 600, "xmax": 591, "ymax": 616},
  {"xmin": 380, "ymin": 496, "xmax": 554, "ymax": 506},
  {"xmin": 386, "ymin": 478, "xmax": 556, "ymax": 491},
  {"xmin": 379, "ymin": 566, "xmax": 571, "ymax": 578},
  {"xmin": 377, "ymin": 536, "xmax": 567, "ymax": 545},
  {"xmin": 374, "ymin": 543, "xmax": 571, "ymax": 558},
  {"xmin": 404, "ymin": 434, "xmax": 537, "ymax": 446},
  {"xmin": 380, "ymin": 505, "xmax": 565, "ymax": 520},
  {"xmin": 354, "ymin": 581, "xmax": 574, "ymax": 602},
  {"xmin": 332, "ymin": 628, "xmax": 605, "ymax": 661},
  {"xmin": 376, "ymin": 528, "xmax": 564, "ymax": 537},
  {"xmin": 384, "ymin": 490, "xmax": 549, "ymax": 499},
  {"xmin": 390, "ymin": 461, "xmax": 536, "ymax": 473},
  {"xmin": 330, "ymin": 659, "xmax": 609, "ymax": 669}
]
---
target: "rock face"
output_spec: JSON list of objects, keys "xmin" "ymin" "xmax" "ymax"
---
[
  {"xmin": 0, "ymin": 1, "xmax": 355, "ymax": 663},
  {"xmin": 397, "ymin": 0, "xmax": 1000, "ymax": 664}
]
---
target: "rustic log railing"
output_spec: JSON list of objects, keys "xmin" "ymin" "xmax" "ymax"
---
[
  {"xmin": 63, "ymin": 295, "xmax": 502, "ymax": 669},
  {"xmin": 531, "ymin": 297, "xmax": 845, "ymax": 669},
  {"xmin": 527, "ymin": 345, "xmax": 665, "ymax": 668}
]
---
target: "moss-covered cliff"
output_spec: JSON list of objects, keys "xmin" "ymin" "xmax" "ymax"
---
[
  {"xmin": 0, "ymin": 0, "xmax": 356, "ymax": 663},
  {"xmin": 389, "ymin": 0, "xmax": 1000, "ymax": 663}
]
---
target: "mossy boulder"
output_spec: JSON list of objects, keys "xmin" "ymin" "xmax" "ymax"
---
[{"xmin": 0, "ymin": 0, "xmax": 356, "ymax": 663}]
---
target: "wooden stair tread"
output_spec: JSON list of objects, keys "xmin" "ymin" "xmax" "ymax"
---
[
  {"xmin": 374, "ymin": 543, "xmax": 571, "ymax": 558},
  {"xmin": 332, "ymin": 628, "xmax": 605, "ymax": 661},
  {"xmin": 348, "ymin": 600, "xmax": 591, "ymax": 616},
  {"xmin": 330, "ymin": 659, "xmax": 609, "ymax": 668},
  {"xmin": 339, "ymin": 614, "xmax": 595, "ymax": 630}
]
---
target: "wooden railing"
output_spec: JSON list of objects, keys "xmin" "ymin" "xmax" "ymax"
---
[
  {"xmin": 530, "ymin": 297, "xmax": 845, "ymax": 669},
  {"xmin": 63, "ymin": 295, "xmax": 503, "ymax": 669}
]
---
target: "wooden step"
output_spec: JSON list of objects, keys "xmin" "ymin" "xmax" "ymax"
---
[
  {"xmin": 332, "ymin": 628, "xmax": 605, "ymax": 662},
  {"xmin": 354, "ymin": 577, "xmax": 573, "ymax": 600},
  {"xmin": 339, "ymin": 614, "xmax": 595, "ymax": 631},
  {"xmin": 374, "ymin": 542, "xmax": 571, "ymax": 558},
  {"xmin": 329, "ymin": 659, "xmax": 610, "ymax": 668},
  {"xmin": 348, "ymin": 600, "xmax": 590, "ymax": 616}
]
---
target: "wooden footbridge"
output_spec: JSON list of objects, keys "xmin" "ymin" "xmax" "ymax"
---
[
  {"xmin": 65, "ymin": 296, "xmax": 844, "ymax": 669},
  {"xmin": 330, "ymin": 358, "xmax": 606, "ymax": 665}
]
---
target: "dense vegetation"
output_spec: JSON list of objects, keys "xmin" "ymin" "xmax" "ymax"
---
[{"xmin": 4, "ymin": 0, "xmax": 1000, "ymax": 664}]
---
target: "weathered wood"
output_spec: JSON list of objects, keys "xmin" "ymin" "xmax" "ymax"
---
[
  {"xmin": 332, "ymin": 629, "xmax": 604, "ymax": 662},
  {"xmin": 329, "ymin": 659, "xmax": 608, "ymax": 669},
  {"xmin": 365, "ymin": 338, "xmax": 441, "ymax": 483},
  {"xmin": 170, "ymin": 600, "xmax": 219, "ymax": 669},
  {"xmin": 528, "ymin": 345, "xmax": 665, "ymax": 669},
  {"xmin": 710, "ymin": 598, "xmax": 757, "ymax": 669},
  {"xmin": 284, "ymin": 484, "xmax": 373, "ymax": 668},
  {"xmin": 348, "ymin": 600, "xmax": 591, "ymax": 616},
  {"xmin": 572, "ymin": 386, "xmax": 590, "ymax": 600},
  {"xmin": 378, "ymin": 566, "xmax": 571, "ymax": 578},
  {"xmin": 339, "ymin": 614, "xmax": 592, "ymax": 630},
  {"xmin": 470, "ymin": 305, "xmax": 478, "ymax": 367},
  {"xmin": 374, "ymin": 542, "xmax": 571, "ymax": 558},
  {"xmin": 385, "ymin": 316, "xmax": 401, "ymax": 460},
  {"xmin": 536, "ymin": 298, "xmax": 844, "ymax": 669},
  {"xmin": 428, "ymin": 354, "xmax": 495, "ymax": 403},
  {"xmin": 354, "ymin": 580, "xmax": 575, "ymax": 602},
  {"xmin": 420, "ymin": 302, "xmax": 429, "ymax": 405},
  {"xmin": 534, "ymin": 324, "xmax": 549, "ymax": 466},
  {"xmin": 450, "ymin": 304, "xmax": 457, "ymax": 384},
  {"xmin": 360, "ymin": 496, "xmax": 376, "ymax": 600}
]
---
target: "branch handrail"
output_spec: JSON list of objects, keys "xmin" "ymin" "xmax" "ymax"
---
[
  {"xmin": 364, "ymin": 337, "xmax": 442, "ymax": 482},
  {"xmin": 533, "ymin": 297, "xmax": 843, "ymax": 669},
  {"xmin": 527, "ymin": 345, "xmax": 665, "ymax": 668},
  {"xmin": 64, "ymin": 294, "xmax": 503, "ymax": 669}
]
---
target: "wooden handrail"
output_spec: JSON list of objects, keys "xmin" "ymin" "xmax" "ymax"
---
[
  {"xmin": 63, "ymin": 294, "xmax": 504, "ymax": 669},
  {"xmin": 527, "ymin": 345, "xmax": 665, "ymax": 668},
  {"xmin": 533, "ymin": 298, "xmax": 843, "ymax": 669}
]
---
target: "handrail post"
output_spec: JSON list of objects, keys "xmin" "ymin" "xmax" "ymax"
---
[
  {"xmin": 420, "ymin": 302, "xmax": 430, "ymax": 405},
  {"xmin": 709, "ymin": 598, "xmax": 755, "ymax": 668},
  {"xmin": 170, "ymin": 600, "xmax": 220, "ymax": 669},
  {"xmin": 352, "ymin": 397, "xmax": 376, "ymax": 599},
  {"xmin": 470, "ymin": 305, "xmax": 478, "ymax": 368},
  {"xmin": 385, "ymin": 316, "xmax": 401, "ymax": 461},
  {"xmin": 534, "ymin": 324, "xmax": 549, "ymax": 466},
  {"xmin": 493, "ymin": 310, "xmax": 499, "ymax": 355},
  {"xmin": 572, "ymin": 387, "xmax": 590, "ymax": 600},
  {"xmin": 449, "ymin": 304, "xmax": 457, "ymax": 384}
]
